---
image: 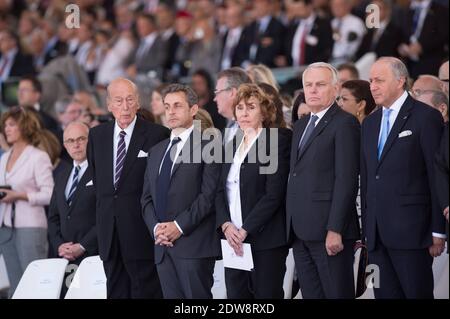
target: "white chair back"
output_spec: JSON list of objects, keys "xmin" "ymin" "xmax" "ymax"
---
[
  {"xmin": 12, "ymin": 258, "xmax": 68, "ymax": 299},
  {"xmin": 64, "ymin": 255, "xmax": 106, "ymax": 299}
]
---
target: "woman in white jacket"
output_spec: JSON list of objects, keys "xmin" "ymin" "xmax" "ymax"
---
[{"xmin": 0, "ymin": 107, "xmax": 54, "ymax": 297}]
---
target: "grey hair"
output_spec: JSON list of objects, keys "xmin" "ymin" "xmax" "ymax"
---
[
  {"xmin": 217, "ymin": 67, "xmax": 252, "ymax": 90},
  {"xmin": 431, "ymin": 90, "xmax": 449, "ymax": 110},
  {"xmin": 64, "ymin": 121, "xmax": 90, "ymax": 135},
  {"xmin": 162, "ymin": 84, "xmax": 199, "ymax": 107},
  {"xmin": 54, "ymin": 96, "xmax": 73, "ymax": 114},
  {"xmin": 302, "ymin": 62, "xmax": 339, "ymax": 86},
  {"xmin": 106, "ymin": 78, "xmax": 140, "ymax": 106},
  {"xmin": 377, "ymin": 57, "xmax": 409, "ymax": 90}
]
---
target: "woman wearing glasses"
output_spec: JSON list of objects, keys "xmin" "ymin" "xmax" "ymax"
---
[
  {"xmin": 338, "ymin": 80, "xmax": 376, "ymax": 123},
  {"xmin": 0, "ymin": 107, "xmax": 54, "ymax": 297}
]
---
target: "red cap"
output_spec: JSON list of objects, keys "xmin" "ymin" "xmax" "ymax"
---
[{"xmin": 176, "ymin": 10, "xmax": 193, "ymax": 19}]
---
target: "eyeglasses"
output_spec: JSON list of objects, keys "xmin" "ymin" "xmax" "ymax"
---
[
  {"xmin": 214, "ymin": 87, "xmax": 231, "ymax": 96},
  {"xmin": 64, "ymin": 136, "xmax": 88, "ymax": 145},
  {"xmin": 440, "ymin": 79, "xmax": 449, "ymax": 83}
]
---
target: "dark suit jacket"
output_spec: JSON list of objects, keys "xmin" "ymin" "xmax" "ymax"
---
[
  {"xmin": 435, "ymin": 123, "xmax": 449, "ymax": 214},
  {"xmin": 286, "ymin": 104, "xmax": 360, "ymax": 242},
  {"xmin": 0, "ymin": 50, "xmax": 35, "ymax": 78},
  {"xmin": 141, "ymin": 129, "xmax": 221, "ymax": 264},
  {"xmin": 284, "ymin": 16, "xmax": 334, "ymax": 65},
  {"xmin": 355, "ymin": 21, "xmax": 403, "ymax": 60},
  {"xmin": 399, "ymin": 2, "xmax": 449, "ymax": 77},
  {"xmin": 244, "ymin": 17, "xmax": 286, "ymax": 67},
  {"xmin": 361, "ymin": 95, "xmax": 445, "ymax": 252},
  {"xmin": 129, "ymin": 35, "xmax": 168, "ymax": 79},
  {"xmin": 220, "ymin": 27, "xmax": 253, "ymax": 68},
  {"xmin": 216, "ymin": 128, "xmax": 291, "ymax": 251},
  {"xmin": 87, "ymin": 117, "xmax": 170, "ymax": 261},
  {"xmin": 47, "ymin": 161, "xmax": 97, "ymax": 262}
]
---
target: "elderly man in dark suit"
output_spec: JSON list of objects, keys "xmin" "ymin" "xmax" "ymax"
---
[
  {"xmin": 141, "ymin": 84, "xmax": 221, "ymax": 299},
  {"xmin": 87, "ymin": 78, "xmax": 169, "ymax": 299},
  {"xmin": 361, "ymin": 57, "xmax": 446, "ymax": 299},
  {"xmin": 48, "ymin": 121, "xmax": 97, "ymax": 265},
  {"xmin": 286, "ymin": 62, "xmax": 361, "ymax": 299}
]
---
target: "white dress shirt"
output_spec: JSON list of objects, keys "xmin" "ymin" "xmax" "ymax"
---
[
  {"xmin": 155, "ymin": 125, "xmax": 195, "ymax": 235},
  {"xmin": 299, "ymin": 104, "xmax": 333, "ymax": 144},
  {"xmin": 331, "ymin": 14, "xmax": 366, "ymax": 64},
  {"xmin": 226, "ymin": 130, "xmax": 262, "ymax": 229},
  {"xmin": 221, "ymin": 26, "xmax": 243, "ymax": 70},
  {"xmin": 291, "ymin": 14, "xmax": 316, "ymax": 66},
  {"xmin": 64, "ymin": 159, "xmax": 89, "ymax": 200},
  {"xmin": 136, "ymin": 32, "xmax": 158, "ymax": 61},
  {"xmin": 377, "ymin": 91, "xmax": 446, "ymax": 239},
  {"xmin": 112, "ymin": 116, "xmax": 137, "ymax": 185}
]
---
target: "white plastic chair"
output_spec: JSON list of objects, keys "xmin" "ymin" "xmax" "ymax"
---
[
  {"xmin": 211, "ymin": 260, "xmax": 227, "ymax": 299},
  {"xmin": 0, "ymin": 254, "xmax": 10, "ymax": 293},
  {"xmin": 64, "ymin": 255, "xmax": 106, "ymax": 299},
  {"xmin": 12, "ymin": 258, "xmax": 68, "ymax": 299},
  {"xmin": 355, "ymin": 52, "xmax": 377, "ymax": 81}
]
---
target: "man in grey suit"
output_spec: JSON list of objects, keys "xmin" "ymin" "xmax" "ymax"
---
[
  {"xmin": 141, "ymin": 84, "xmax": 221, "ymax": 299},
  {"xmin": 286, "ymin": 62, "xmax": 361, "ymax": 299},
  {"xmin": 126, "ymin": 13, "xmax": 167, "ymax": 80}
]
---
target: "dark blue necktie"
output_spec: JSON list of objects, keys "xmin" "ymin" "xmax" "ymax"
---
[
  {"xmin": 67, "ymin": 165, "xmax": 80, "ymax": 205},
  {"xmin": 412, "ymin": 6, "xmax": 422, "ymax": 35},
  {"xmin": 155, "ymin": 137, "xmax": 181, "ymax": 222},
  {"xmin": 298, "ymin": 115, "xmax": 319, "ymax": 157}
]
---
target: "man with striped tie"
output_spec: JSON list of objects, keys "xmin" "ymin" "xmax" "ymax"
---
[
  {"xmin": 87, "ymin": 78, "xmax": 169, "ymax": 299},
  {"xmin": 48, "ymin": 122, "xmax": 97, "ymax": 295}
]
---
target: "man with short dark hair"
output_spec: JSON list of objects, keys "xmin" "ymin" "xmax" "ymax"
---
[
  {"xmin": 142, "ymin": 84, "xmax": 221, "ymax": 298},
  {"xmin": 18, "ymin": 76, "xmax": 60, "ymax": 135}
]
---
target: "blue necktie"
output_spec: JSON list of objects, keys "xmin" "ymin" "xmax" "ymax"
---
[
  {"xmin": 155, "ymin": 137, "xmax": 181, "ymax": 222},
  {"xmin": 412, "ymin": 6, "xmax": 422, "ymax": 36},
  {"xmin": 67, "ymin": 165, "xmax": 80, "ymax": 205},
  {"xmin": 298, "ymin": 115, "xmax": 319, "ymax": 157},
  {"xmin": 378, "ymin": 108, "xmax": 393, "ymax": 159},
  {"xmin": 114, "ymin": 130, "xmax": 126, "ymax": 189}
]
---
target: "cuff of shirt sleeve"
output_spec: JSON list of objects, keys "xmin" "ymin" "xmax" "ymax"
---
[
  {"xmin": 432, "ymin": 232, "xmax": 447, "ymax": 239},
  {"xmin": 174, "ymin": 221, "xmax": 183, "ymax": 234}
]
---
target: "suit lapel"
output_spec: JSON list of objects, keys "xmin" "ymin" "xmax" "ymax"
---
[
  {"xmin": 102, "ymin": 121, "xmax": 115, "ymax": 191},
  {"xmin": 297, "ymin": 104, "xmax": 338, "ymax": 162},
  {"xmin": 116, "ymin": 118, "xmax": 146, "ymax": 191},
  {"xmin": 58, "ymin": 164, "xmax": 73, "ymax": 212},
  {"xmin": 378, "ymin": 97, "xmax": 413, "ymax": 166},
  {"xmin": 171, "ymin": 129, "xmax": 202, "ymax": 178},
  {"xmin": 368, "ymin": 108, "xmax": 382, "ymax": 166},
  {"xmin": 292, "ymin": 116, "xmax": 308, "ymax": 166},
  {"xmin": 68, "ymin": 168, "xmax": 91, "ymax": 213}
]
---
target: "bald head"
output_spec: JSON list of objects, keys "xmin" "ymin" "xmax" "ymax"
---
[
  {"xmin": 107, "ymin": 78, "xmax": 139, "ymax": 102},
  {"xmin": 439, "ymin": 61, "xmax": 449, "ymax": 95},
  {"xmin": 412, "ymin": 75, "xmax": 443, "ymax": 98},
  {"xmin": 63, "ymin": 121, "xmax": 90, "ymax": 163}
]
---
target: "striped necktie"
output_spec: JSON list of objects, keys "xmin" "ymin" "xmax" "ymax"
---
[
  {"xmin": 67, "ymin": 165, "xmax": 80, "ymax": 205},
  {"xmin": 114, "ymin": 130, "xmax": 126, "ymax": 189}
]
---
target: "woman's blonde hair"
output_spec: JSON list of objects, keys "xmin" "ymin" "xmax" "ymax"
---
[{"xmin": 1, "ymin": 107, "xmax": 61, "ymax": 165}]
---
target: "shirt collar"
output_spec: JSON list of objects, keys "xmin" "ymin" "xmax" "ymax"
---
[
  {"xmin": 114, "ymin": 115, "xmax": 137, "ymax": 138},
  {"xmin": 311, "ymin": 103, "xmax": 333, "ymax": 122},
  {"xmin": 73, "ymin": 159, "xmax": 88, "ymax": 169},
  {"xmin": 143, "ymin": 32, "xmax": 157, "ymax": 45},
  {"xmin": 170, "ymin": 125, "xmax": 194, "ymax": 144},
  {"xmin": 2, "ymin": 47, "xmax": 18, "ymax": 60},
  {"xmin": 410, "ymin": 0, "xmax": 431, "ymax": 9},
  {"xmin": 383, "ymin": 91, "xmax": 408, "ymax": 113}
]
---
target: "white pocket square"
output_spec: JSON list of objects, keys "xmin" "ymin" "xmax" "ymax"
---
[
  {"xmin": 86, "ymin": 180, "xmax": 93, "ymax": 186},
  {"xmin": 138, "ymin": 150, "xmax": 148, "ymax": 158},
  {"xmin": 398, "ymin": 130, "xmax": 412, "ymax": 138}
]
